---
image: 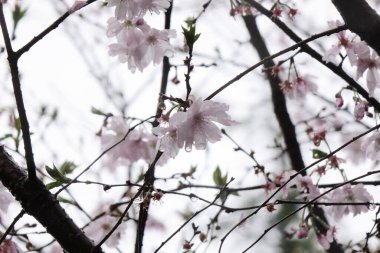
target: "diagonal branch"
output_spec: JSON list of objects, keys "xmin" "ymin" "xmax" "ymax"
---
[{"xmin": 0, "ymin": 146, "xmax": 103, "ymax": 253}]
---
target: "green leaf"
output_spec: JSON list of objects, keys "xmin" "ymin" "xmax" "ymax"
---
[
  {"xmin": 182, "ymin": 21, "xmax": 201, "ymax": 50},
  {"xmin": 46, "ymin": 181, "xmax": 63, "ymax": 190},
  {"xmin": 57, "ymin": 197, "xmax": 76, "ymax": 205},
  {"xmin": 91, "ymin": 106, "xmax": 107, "ymax": 116},
  {"xmin": 136, "ymin": 168, "xmax": 145, "ymax": 183},
  {"xmin": 213, "ymin": 166, "xmax": 222, "ymax": 186},
  {"xmin": 312, "ymin": 149, "xmax": 328, "ymax": 159},
  {"xmin": 12, "ymin": 4, "xmax": 27, "ymax": 31},
  {"xmin": 0, "ymin": 133, "xmax": 13, "ymax": 141},
  {"xmin": 45, "ymin": 165, "xmax": 70, "ymax": 183},
  {"xmin": 15, "ymin": 117, "xmax": 21, "ymax": 132},
  {"xmin": 230, "ymin": 190, "xmax": 240, "ymax": 196},
  {"xmin": 59, "ymin": 161, "xmax": 76, "ymax": 175}
]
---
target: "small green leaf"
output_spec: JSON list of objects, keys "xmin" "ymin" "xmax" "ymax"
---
[
  {"xmin": 57, "ymin": 197, "xmax": 75, "ymax": 205},
  {"xmin": 136, "ymin": 168, "xmax": 145, "ymax": 183},
  {"xmin": 213, "ymin": 166, "xmax": 222, "ymax": 186},
  {"xmin": 12, "ymin": 4, "xmax": 27, "ymax": 31},
  {"xmin": 230, "ymin": 190, "xmax": 240, "ymax": 196},
  {"xmin": 182, "ymin": 21, "xmax": 201, "ymax": 51},
  {"xmin": 91, "ymin": 106, "xmax": 107, "ymax": 116},
  {"xmin": 15, "ymin": 117, "xmax": 21, "ymax": 132},
  {"xmin": 59, "ymin": 161, "xmax": 76, "ymax": 175},
  {"xmin": 0, "ymin": 133, "xmax": 13, "ymax": 141},
  {"xmin": 312, "ymin": 149, "xmax": 328, "ymax": 159},
  {"xmin": 46, "ymin": 181, "xmax": 63, "ymax": 190},
  {"xmin": 45, "ymin": 165, "xmax": 70, "ymax": 183}
]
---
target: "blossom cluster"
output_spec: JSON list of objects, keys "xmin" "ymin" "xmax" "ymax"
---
[
  {"xmin": 100, "ymin": 116, "xmax": 163, "ymax": 168},
  {"xmin": 323, "ymin": 20, "xmax": 380, "ymax": 96},
  {"xmin": 106, "ymin": 0, "xmax": 176, "ymax": 72},
  {"xmin": 280, "ymin": 75, "xmax": 318, "ymax": 100},
  {"xmin": 153, "ymin": 98, "xmax": 236, "ymax": 158},
  {"xmin": 100, "ymin": 98, "xmax": 235, "ymax": 167}
]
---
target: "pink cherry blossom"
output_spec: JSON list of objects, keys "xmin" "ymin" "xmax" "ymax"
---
[
  {"xmin": 323, "ymin": 20, "xmax": 357, "ymax": 65},
  {"xmin": 0, "ymin": 240, "xmax": 20, "ymax": 253},
  {"xmin": 317, "ymin": 226, "xmax": 336, "ymax": 250},
  {"xmin": 328, "ymin": 183, "xmax": 373, "ymax": 220},
  {"xmin": 101, "ymin": 116, "xmax": 164, "ymax": 167},
  {"xmin": 354, "ymin": 41, "xmax": 380, "ymax": 96},
  {"xmin": 176, "ymin": 98, "xmax": 236, "ymax": 151},
  {"xmin": 361, "ymin": 131, "xmax": 380, "ymax": 160},
  {"xmin": 153, "ymin": 98, "xmax": 236, "ymax": 155},
  {"xmin": 294, "ymin": 175, "xmax": 321, "ymax": 200},
  {"xmin": 85, "ymin": 215, "xmax": 126, "ymax": 247},
  {"xmin": 69, "ymin": 0, "xmax": 87, "ymax": 13},
  {"xmin": 0, "ymin": 182, "xmax": 12, "ymax": 213},
  {"xmin": 281, "ymin": 75, "xmax": 317, "ymax": 100},
  {"xmin": 296, "ymin": 224, "xmax": 309, "ymax": 239},
  {"xmin": 353, "ymin": 100, "xmax": 368, "ymax": 120},
  {"xmin": 274, "ymin": 170, "xmax": 297, "ymax": 198},
  {"xmin": 335, "ymin": 96, "xmax": 344, "ymax": 108},
  {"xmin": 153, "ymin": 112, "xmax": 186, "ymax": 158}
]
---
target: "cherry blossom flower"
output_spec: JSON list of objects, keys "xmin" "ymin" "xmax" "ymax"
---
[
  {"xmin": 271, "ymin": 4, "xmax": 282, "ymax": 19},
  {"xmin": 281, "ymin": 75, "xmax": 317, "ymax": 100},
  {"xmin": 69, "ymin": 0, "xmax": 87, "ymax": 13},
  {"xmin": 294, "ymin": 175, "xmax": 321, "ymax": 200},
  {"xmin": 361, "ymin": 131, "xmax": 380, "ymax": 160},
  {"xmin": 128, "ymin": 28, "xmax": 176, "ymax": 72},
  {"xmin": 154, "ymin": 98, "xmax": 235, "ymax": 155},
  {"xmin": 288, "ymin": 8, "xmax": 298, "ymax": 19},
  {"xmin": 296, "ymin": 224, "xmax": 309, "ymax": 239},
  {"xmin": 85, "ymin": 215, "xmax": 126, "ymax": 247},
  {"xmin": 354, "ymin": 100, "xmax": 368, "ymax": 120},
  {"xmin": 153, "ymin": 112, "xmax": 186, "ymax": 158},
  {"xmin": 354, "ymin": 42, "xmax": 380, "ymax": 96},
  {"xmin": 0, "ymin": 182, "xmax": 12, "ymax": 213},
  {"xmin": 176, "ymin": 98, "xmax": 236, "ymax": 151},
  {"xmin": 317, "ymin": 226, "xmax": 336, "ymax": 250},
  {"xmin": 0, "ymin": 240, "xmax": 20, "ymax": 253},
  {"xmin": 335, "ymin": 96, "xmax": 344, "ymax": 108},
  {"xmin": 323, "ymin": 20, "xmax": 357, "ymax": 65},
  {"xmin": 106, "ymin": 0, "xmax": 175, "ymax": 72},
  {"xmin": 274, "ymin": 170, "xmax": 296, "ymax": 198},
  {"xmin": 100, "ymin": 116, "xmax": 166, "ymax": 167},
  {"xmin": 139, "ymin": 0, "xmax": 171, "ymax": 15},
  {"xmin": 328, "ymin": 183, "xmax": 373, "ymax": 219},
  {"xmin": 310, "ymin": 127, "xmax": 326, "ymax": 146}
]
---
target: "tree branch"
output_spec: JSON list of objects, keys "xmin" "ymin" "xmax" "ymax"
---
[
  {"xmin": 134, "ymin": 2, "xmax": 174, "ymax": 252},
  {"xmin": 0, "ymin": 146, "xmax": 103, "ymax": 253},
  {"xmin": 242, "ymin": 15, "xmax": 343, "ymax": 253},
  {"xmin": 0, "ymin": 4, "xmax": 37, "ymax": 180},
  {"xmin": 331, "ymin": 0, "xmax": 380, "ymax": 55}
]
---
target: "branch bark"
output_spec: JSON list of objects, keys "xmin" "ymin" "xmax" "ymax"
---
[
  {"xmin": 331, "ymin": 0, "xmax": 380, "ymax": 55},
  {"xmin": 0, "ymin": 146, "xmax": 103, "ymax": 253},
  {"xmin": 242, "ymin": 15, "xmax": 343, "ymax": 253}
]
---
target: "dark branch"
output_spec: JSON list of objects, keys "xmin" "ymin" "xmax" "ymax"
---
[
  {"xmin": 0, "ymin": 146, "xmax": 103, "ymax": 253},
  {"xmin": 331, "ymin": 0, "xmax": 380, "ymax": 55},
  {"xmin": 0, "ymin": 4, "xmax": 37, "ymax": 180}
]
